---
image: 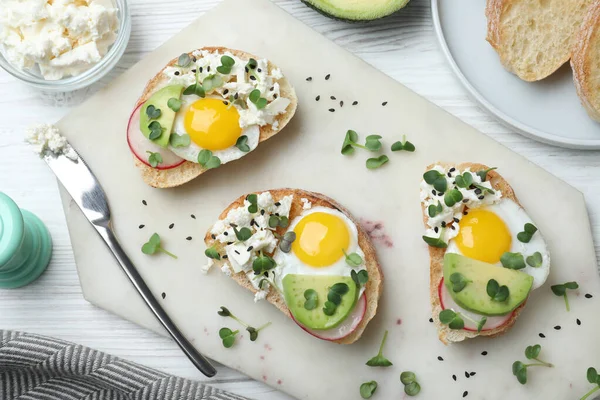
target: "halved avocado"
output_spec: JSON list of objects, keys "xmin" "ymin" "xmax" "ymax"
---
[
  {"xmin": 301, "ymin": 0, "xmax": 410, "ymax": 22},
  {"xmin": 139, "ymin": 85, "xmax": 184, "ymax": 148},
  {"xmin": 443, "ymin": 253, "xmax": 533, "ymax": 316}
]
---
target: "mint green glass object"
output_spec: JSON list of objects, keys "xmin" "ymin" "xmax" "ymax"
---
[{"xmin": 0, "ymin": 192, "xmax": 52, "ymax": 288}]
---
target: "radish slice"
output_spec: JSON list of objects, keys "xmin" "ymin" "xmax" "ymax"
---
[
  {"xmin": 438, "ymin": 279, "xmax": 513, "ymax": 332},
  {"xmin": 293, "ymin": 293, "xmax": 367, "ymax": 341},
  {"xmin": 127, "ymin": 104, "xmax": 185, "ymax": 170}
]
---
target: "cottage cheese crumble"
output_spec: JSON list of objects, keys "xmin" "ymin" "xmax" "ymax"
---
[{"xmin": 25, "ymin": 124, "xmax": 77, "ymax": 160}]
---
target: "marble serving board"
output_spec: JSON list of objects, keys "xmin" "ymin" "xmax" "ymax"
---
[{"xmin": 57, "ymin": 0, "xmax": 600, "ymax": 398}]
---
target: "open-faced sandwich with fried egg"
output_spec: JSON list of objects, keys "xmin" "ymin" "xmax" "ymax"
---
[
  {"xmin": 202, "ymin": 189, "xmax": 383, "ymax": 344},
  {"xmin": 421, "ymin": 163, "xmax": 550, "ymax": 344},
  {"xmin": 127, "ymin": 47, "xmax": 297, "ymax": 188}
]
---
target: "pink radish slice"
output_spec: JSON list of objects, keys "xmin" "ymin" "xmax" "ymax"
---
[
  {"xmin": 127, "ymin": 104, "xmax": 185, "ymax": 170},
  {"xmin": 293, "ymin": 293, "xmax": 367, "ymax": 341},
  {"xmin": 438, "ymin": 279, "xmax": 513, "ymax": 332}
]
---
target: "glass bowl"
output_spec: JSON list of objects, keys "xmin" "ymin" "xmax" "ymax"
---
[{"xmin": 0, "ymin": 0, "xmax": 131, "ymax": 92}]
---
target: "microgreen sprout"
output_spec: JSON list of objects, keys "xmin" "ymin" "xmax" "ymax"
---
[
  {"xmin": 512, "ymin": 344, "xmax": 553, "ymax": 384},
  {"xmin": 217, "ymin": 55, "xmax": 235, "ymax": 74},
  {"xmin": 366, "ymin": 155, "xmax": 389, "ymax": 170},
  {"xmin": 500, "ymin": 252, "xmax": 526, "ymax": 270},
  {"xmin": 422, "ymin": 229, "xmax": 448, "ymax": 248},
  {"xmin": 252, "ymin": 251, "xmax": 276, "ymax": 275},
  {"xmin": 423, "ymin": 170, "xmax": 447, "ymax": 193},
  {"xmin": 167, "ymin": 97, "xmax": 182, "ymax": 112},
  {"xmin": 366, "ymin": 330, "xmax": 393, "ymax": 367},
  {"xmin": 202, "ymin": 74, "xmax": 223, "ymax": 92},
  {"xmin": 228, "ymin": 94, "xmax": 246, "ymax": 109},
  {"xmin": 476, "ymin": 167, "xmax": 497, "ymax": 182},
  {"xmin": 454, "ymin": 171, "xmax": 473, "ymax": 188},
  {"xmin": 323, "ymin": 282, "xmax": 350, "ymax": 316},
  {"xmin": 205, "ymin": 246, "xmax": 220, "ymax": 260},
  {"xmin": 197, "ymin": 149, "xmax": 221, "ymax": 169},
  {"xmin": 303, "ymin": 289, "xmax": 318, "ymax": 310},
  {"xmin": 360, "ymin": 381, "xmax": 378, "ymax": 399},
  {"xmin": 428, "ymin": 201, "xmax": 443, "ymax": 218},
  {"xmin": 439, "ymin": 309, "xmax": 487, "ymax": 333},
  {"xmin": 148, "ymin": 121, "xmax": 163, "ymax": 140},
  {"xmin": 444, "ymin": 189, "xmax": 463, "ymax": 207},
  {"xmin": 146, "ymin": 151, "xmax": 163, "ymax": 168},
  {"xmin": 231, "ymin": 224, "xmax": 252, "ymax": 241},
  {"xmin": 246, "ymin": 194, "xmax": 258, "ymax": 213},
  {"xmin": 581, "ymin": 367, "xmax": 600, "ymax": 400},
  {"xmin": 184, "ymin": 67, "xmax": 206, "ymax": 98},
  {"xmin": 449, "ymin": 272, "xmax": 471, "ymax": 293},
  {"xmin": 343, "ymin": 249, "xmax": 363, "ymax": 267},
  {"xmin": 526, "ymin": 252, "xmax": 543, "ymax": 268},
  {"xmin": 141, "ymin": 233, "xmax": 177, "ymax": 259},
  {"xmin": 473, "ymin": 183, "xmax": 495, "ymax": 195},
  {"xmin": 400, "ymin": 371, "xmax": 421, "ymax": 396},
  {"xmin": 169, "ymin": 133, "xmax": 190, "ymax": 148},
  {"xmin": 268, "ymin": 215, "xmax": 289, "ymax": 229},
  {"xmin": 391, "ymin": 135, "xmax": 415, "ymax": 152},
  {"xmin": 249, "ymin": 89, "xmax": 268, "ymax": 110},
  {"xmin": 351, "ymin": 269, "xmax": 369, "ymax": 287},
  {"xmin": 235, "ymin": 135, "xmax": 250, "ymax": 152},
  {"xmin": 341, "ymin": 130, "xmax": 383, "ymax": 155},
  {"xmin": 217, "ymin": 306, "xmax": 271, "ymax": 342},
  {"xmin": 245, "ymin": 58, "xmax": 259, "ymax": 81},
  {"xmin": 177, "ymin": 53, "xmax": 192, "ymax": 68},
  {"xmin": 145, "ymin": 105, "xmax": 161, "ymax": 119},
  {"xmin": 517, "ymin": 223, "xmax": 538, "ymax": 243},
  {"xmin": 278, "ymin": 231, "xmax": 296, "ymax": 253},
  {"xmin": 551, "ymin": 281, "xmax": 579, "ymax": 312},
  {"xmin": 487, "ymin": 279, "xmax": 509, "ymax": 302},
  {"xmin": 219, "ymin": 327, "xmax": 238, "ymax": 348}
]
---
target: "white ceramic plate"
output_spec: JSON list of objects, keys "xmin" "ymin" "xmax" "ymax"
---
[{"xmin": 432, "ymin": 0, "xmax": 600, "ymax": 149}]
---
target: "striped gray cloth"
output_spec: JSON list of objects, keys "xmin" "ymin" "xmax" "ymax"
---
[{"xmin": 0, "ymin": 331, "xmax": 250, "ymax": 400}]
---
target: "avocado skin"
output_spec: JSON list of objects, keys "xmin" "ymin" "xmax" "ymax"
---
[{"xmin": 301, "ymin": 0, "xmax": 410, "ymax": 22}]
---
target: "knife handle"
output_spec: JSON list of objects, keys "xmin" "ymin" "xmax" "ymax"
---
[{"xmin": 97, "ymin": 226, "xmax": 217, "ymax": 377}]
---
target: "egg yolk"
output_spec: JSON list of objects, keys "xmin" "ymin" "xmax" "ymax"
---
[
  {"xmin": 455, "ymin": 208, "xmax": 512, "ymax": 264},
  {"xmin": 292, "ymin": 212, "xmax": 351, "ymax": 268},
  {"xmin": 183, "ymin": 98, "xmax": 242, "ymax": 151}
]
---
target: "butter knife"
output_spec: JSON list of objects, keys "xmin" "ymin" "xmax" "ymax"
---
[{"xmin": 43, "ymin": 145, "xmax": 217, "ymax": 377}]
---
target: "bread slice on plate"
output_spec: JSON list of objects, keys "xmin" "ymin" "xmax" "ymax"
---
[
  {"xmin": 572, "ymin": 3, "xmax": 600, "ymax": 121},
  {"xmin": 203, "ymin": 189, "xmax": 383, "ymax": 344},
  {"xmin": 127, "ymin": 47, "xmax": 297, "ymax": 188},
  {"xmin": 485, "ymin": 0, "xmax": 594, "ymax": 81},
  {"xmin": 421, "ymin": 163, "xmax": 550, "ymax": 344}
]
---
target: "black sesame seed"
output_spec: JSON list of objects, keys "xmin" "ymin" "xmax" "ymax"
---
[
  {"xmin": 554, "ymin": 325, "xmax": 561, "ymax": 330},
  {"xmin": 142, "ymin": 200, "xmax": 147, "ymax": 206},
  {"xmin": 463, "ymin": 211, "xmax": 469, "ymax": 215},
  {"xmin": 191, "ymin": 69, "xmax": 196, "ymax": 73},
  {"xmin": 257, "ymin": 68, "xmax": 262, "ymax": 73},
  {"xmin": 454, "ymin": 218, "xmax": 460, "ymax": 223},
  {"xmin": 449, "ymin": 167, "xmax": 456, "ymax": 172},
  {"xmin": 450, "ymin": 225, "xmax": 456, "ymax": 230},
  {"xmin": 382, "ymin": 101, "xmax": 388, "ymax": 106},
  {"xmin": 207, "ymin": 66, "xmax": 211, "ymax": 72},
  {"xmin": 447, "ymin": 172, "xmax": 452, "ymax": 178},
  {"xmin": 245, "ymin": 67, "xmax": 249, "ymax": 73},
  {"xmin": 434, "ymin": 227, "xmax": 439, "ymax": 233},
  {"xmin": 273, "ymin": 94, "xmax": 278, "ymax": 99},
  {"xmin": 250, "ymin": 75, "xmax": 256, "ymax": 81},
  {"xmin": 223, "ymin": 89, "xmax": 229, "ymax": 95},
  {"xmin": 227, "ymin": 242, "xmax": 233, "ymax": 245},
  {"xmin": 234, "ymin": 93, "xmax": 239, "ymax": 100},
  {"xmin": 224, "ymin": 232, "xmax": 229, "ymax": 236},
  {"xmin": 539, "ymin": 333, "xmax": 546, "ymax": 338},
  {"xmin": 340, "ymin": 101, "xmax": 344, "ymax": 107},
  {"xmin": 192, "ymin": 57, "xmax": 197, "ymax": 62},
  {"xmin": 247, "ymin": 246, "xmax": 254, "ymax": 252},
  {"xmin": 306, "ymin": 76, "xmax": 312, "ymax": 81},
  {"xmin": 463, "ymin": 199, "xmax": 469, "ymax": 203},
  {"xmin": 325, "ymin": 74, "xmax": 330, "ymax": 80},
  {"xmin": 470, "ymin": 372, "xmax": 476, "ymax": 377},
  {"xmin": 481, "ymin": 351, "xmax": 488, "ymax": 356},
  {"xmin": 275, "ymin": 202, "xmax": 281, "ymax": 206},
  {"xmin": 161, "ymin": 292, "xmax": 166, "ymax": 299},
  {"xmin": 452, "ymin": 181, "xmax": 456, "ymax": 185},
  {"xmin": 429, "ymin": 318, "xmax": 433, "ymax": 323},
  {"xmin": 352, "ymin": 101, "xmax": 358, "ymax": 105},
  {"xmin": 223, "ymin": 101, "xmax": 229, "ymax": 106},
  {"xmin": 329, "ymin": 108, "xmax": 335, "ymax": 112},
  {"xmin": 186, "ymin": 236, "xmax": 192, "ymax": 241},
  {"xmin": 234, "ymin": 250, "xmax": 240, "ymax": 255},
  {"xmin": 191, "ymin": 214, "xmax": 196, "ymax": 219},
  {"xmin": 174, "ymin": 71, "xmax": 180, "ymax": 76},
  {"xmin": 452, "ymin": 375, "xmax": 457, "ymax": 381},
  {"xmin": 432, "ymin": 190, "xmax": 437, "ymax": 195},
  {"xmin": 474, "ymin": 188, "xmax": 482, "ymax": 195},
  {"xmin": 585, "ymin": 293, "xmax": 593, "ymax": 299},
  {"xmin": 478, "ymin": 195, "xmax": 485, "ymax": 200},
  {"xmin": 261, "ymin": 210, "xmax": 265, "ymax": 215},
  {"xmin": 465, "ymin": 371, "xmax": 470, "ymax": 378},
  {"xmin": 270, "ymin": 86, "xmax": 274, "ymax": 91},
  {"xmin": 315, "ymin": 95, "xmax": 320, "ymax": 101},
  {"xmin": 139, "ymin": 224, "xmax": 145, "ymax": 229},
  {"xmin": 222, "ymin": 255, "xmax": 228, "ymax": 259},
  {"xmin": 169, "ymin": 223, "xmax": 174, "ymax": 229},
  {"xmin": 330, "ymin": 96, "xmax": 336, "ymax": 100},
  {"xmin": 577, "ymin": 318, "xmax": 582, "ymax": 325},
  {"xmin": 274, "ymin": 213, "xmax": 280, "ymax": 217},
  {"xmin": 211, "ymin": 234, "xmax": 216, "ymax": 239},
  {"xmin": 438, "ymin": 356, "xmax": 444, "ymax": 361},
  {"xmin": 199, "ymin": 67, "xmax": 203, "ymax": 73},
  {"xmin": 441, "ymin": 221, "xmax": 447, "ymax": 228},
  {"xmin": 463, "ymin": 391, "xmax": 468, "ymax": 398}
]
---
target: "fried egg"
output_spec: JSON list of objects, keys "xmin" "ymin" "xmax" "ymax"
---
[
  {"xmin": 446, "ymin": 198, "xmax": 550, "ymax": 290},
  {"xmin": 273, "ymin": 207, "xmax": 365, "ymax": 289},
  {"xmin": 169, "ymin": 95, "xmax": 259, "ymax": 164}
]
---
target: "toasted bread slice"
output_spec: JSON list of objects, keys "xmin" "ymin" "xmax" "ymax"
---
[
  {"xmin": 133, "ymin": 47, "xmax": 298, "ymax": 188},
  {"xmin": 572, "ymin": 3, "xmax": 600, "ymax": 121},
  {"xmin": 204, "ymin": 189, "xmax": 383, "ymax": 345},
  {"xmin": 423, "ymin": 163, "xmax": 526, "ymax": 344},
  {"xmin": 486, "ymin": 0, "xmax": 594, "ymax": 81}
]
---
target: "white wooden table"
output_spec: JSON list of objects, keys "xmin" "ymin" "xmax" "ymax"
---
[{"xmin": 1, "ymin": 1, "xmax": 598, "ymax": 398}]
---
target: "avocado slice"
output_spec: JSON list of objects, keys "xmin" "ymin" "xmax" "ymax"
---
[
  {"xmin": 444, "ymin": 253, "xmax": 533, "ymax": 317},
  {"xmin": 283, "ymin": 274, "xmax": 358, "ymax": 330},
  {"xmin": 139, "ymin": 85, "xmax": 184, "ymax": 148},
  {"xmin": 302, "ymin": 0, "xmax": 410, "ymax": 22}
]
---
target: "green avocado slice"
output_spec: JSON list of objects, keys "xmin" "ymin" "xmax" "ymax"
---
[
  {"xmin": 443, "ymin": 253, "xmax": 533, "ymax": 316},
  {"xmin": 301, "ymin": 0, "xmax": 410, "ymax": 22},
  {"xmin": 139, "ymin": 85, "xmax": 184, "ymax": 148},
  {"xmin": 282, "ymin": 274, "xmax": 358, "ymax": 330}
]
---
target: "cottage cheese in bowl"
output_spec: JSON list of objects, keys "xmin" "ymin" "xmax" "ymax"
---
[{"xmin": 0, "ymin": 0, "xmax": 119, "ymax": 80}]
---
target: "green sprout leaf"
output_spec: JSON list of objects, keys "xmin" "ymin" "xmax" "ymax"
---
[
  {"xmin": 423, "ymin": 170, "xmax": 447, "ymax": 193},
  {"xmin": 235, "ymin": 135, "xmax": 251, "ymax": 152},
  {"xmin": 232, "ymin": 225, "xmax": 252, "ymax": 242},
  {"xmin": 476, "ymin": 167, "xmax": 497, "ymax": 182},
  {"xmin": 512, "ymin": 361, "xmax": 528, "ymax": 385},
  {"xmin": 391, "ymin": 135, "xmax": 415, "ymax": 152},
  {"xmin": 400, "ymin": 371, "xmax": 416, "ymax": 385},
  {"xmin": 252, "ymin": 251, "xmax": 276, "ymax": 275},
  {"xmin": 404, "ymin": 382, "xmax": 421, "ymax": 396},
  {"xmin": 473, "ymin": 183, "xmax": 495, "ymax": 195},
  {"xmin": 366, "ymin": 330, "xmax": 393, "ymax": 367},
  {"xmin": 248, "ymin": 89, "xmax": 268, "ymax": 110},
  {"xmin": 177, "ymin": 53, "xmax": 192, "ymax": 68},
  {"xmin": 219, "ymin": 327, "xmax": 239, "ymax": 348},
  {"xmin": 422, "ymin": 230, "xmax": 448, "ymax": 248},
  {"xmin": 278, "ymin": 231, "xmax": 296, "ymax": 253},
  {"xmin": 146, "ymin": 151, "xmax": 163, "ymax": 168},
  {"xmin": 303, "ymin": 289, "xmax": 318, "ymax": 310},
  {"xmin": 526, "ymin": 252, "xmax": 543, "ymax": 268},
  {"xmin": 587, "ymin": 367, "xmax": 599, "ymax": 384},
  {"xmin": 169, "ymin": 133, "xmax": 191, "ymax": 148},
  {"xmin": 444, "ymin": 188, "xmax": 463, "ymax": 207},
  {"xmin": 500, "ymin": 252, "xmax": 526, "ymax": 270},
  {"xmin": 455, "ymin": 171, "xmax": 474, "ymax": 188},
  {"xmin": 205, "ymin": 246, "xmax": 220, "ymax": 260},
  {"xmin": 268, "ymin": 215, "xmax": 289, "ymax": 229},
  {"xmin": 517, "ymin": 223, "xmax": 538, "ymax": 243},
  {"xmin": 366, "ymin": 155, "xmax": 389, "ymax": 170},
  {"xmin": 322, "ymin": 300, "xmax": 337, "ymax": 316},
  {"xmin": 327, "ymin": 282, "xmax": 349, "ymax": 306},
  {"xmin": 148, "ymin": 121, "xmax": 163, "ymax": 140},
  {"xmin": 551, "ymin": 281, "xmax": 579, "ymax": 312},
  {"xmin": 197, "ymin": 149, "xmax": 221, "ymax": 169},
  {"xmin": 217, "ymin": 306, "xmax": 271, "ymax": 342},
  {"xmin": 246, "ymin": 58, "xmax": 258, "ymax": 70},
  {"xmin": 217, "ymin": 306, "xmax": 231, "ymax": 317},
  {"xmin": 351, "ymin": 269, "xmax": 369, "ymax": 287},
  {"xmin": 449, "ymin": 272, "xmax": 471, "ymax": 293},
  {"xmin": 487, "ymin": 279, "xmax": 510, "ymax": 302},
  {"xmin": 364, "ymin": 135, "xmax": 382, "ymax": 151},
  {"xmin": 343, "ymin": 249, "xmax": 363, "ymax": 267},
  {"xmin": 167, "ymin": 97, "xmax": 182, "ymax": 112},
  {"xmin": 438, "ymin": 309, "xmax": 464, "ymax": 330},
  {"xmin": 525, "ymin": 344, "xmax": 541, "ymax": 360},
  {"xmin": 217, "ymin": 55, "xmax": 235, "ymax": 74},
  {"xmin": 141, "ymin": 233, "xmax": 177, "ymax": 259},
  {"xmin": 246, "ymin": 194, "xmax": 258, "ymax": 213},
  {"xmin": 512, "ymin": 344, "xmax": 554, "ymax": 384},
  {"xmin": 183, "ymin": 83, "xmax": 206, "ymax": 98},
  {"xmin": 477, "ymin": 316, "xmax": 488, "ymax": 333},
  {"xmin": 145, "ymin": 105, "xmax": 161, "ymax": 120},
  {"xmin": 341, "ymin": 130, "xmax": 359, "ymax": 155},
  {"xmin": 359, "ymin": 381, "xmax": 378, "ymax": 399},
  {"xmin": 428, "ymin": 201, "xmax": 443, "ymax": 218}
]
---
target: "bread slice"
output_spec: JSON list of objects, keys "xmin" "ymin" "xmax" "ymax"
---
[
  {"xmin": 133, "ymin": 47, "xmax": 298, "ymax": 188},
  {"xmin": 486, "ymin": 0, "xmax": 594, "ymax": 81},
  {"xmin": 204, "ymin": 189, "xmax": 383, "ymax": 345},
  {"xmin": 572, "ymin": 2, "xmax": 600, "ymax": 121},
  {"xmin": 423, "ymin": 163, "xmax": 526, "ymax": 344}
]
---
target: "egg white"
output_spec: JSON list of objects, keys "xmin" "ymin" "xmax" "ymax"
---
[
  {"xmin": 168, "ymin": 94, "xmax": 259, "ymax": 164},
  {"xmin": 446, "ymin": 198, "xmax": 550, "ymax": 290},
  {"xmin": 273, "ymin": 207, "xmax": 365, "ymax": 290}
]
